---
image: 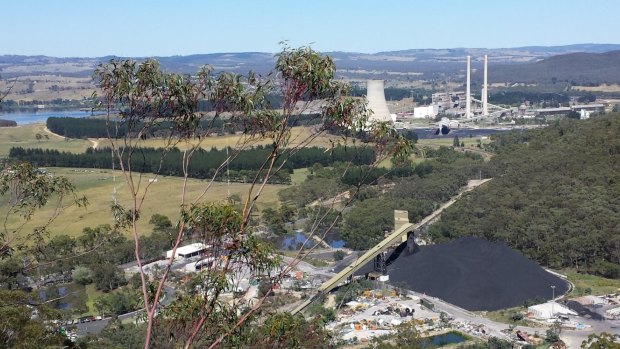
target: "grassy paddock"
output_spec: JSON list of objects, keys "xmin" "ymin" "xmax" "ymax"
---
[
  {"xmin": 417, "ymin": 136, "xmax": 491, "ymax": 148},
  {"xmin": 93, "ymin": 125, "xmax": 346, "ymax": 150},
  {"xmin": 0, "ymin": 167, "xmax": 286, "ymax": 238},
  {"xmin": 563, "ymin": 269, "xmax": 620, "ymax": 296},
  {"xmin": 0, "ymin": 123, "xmax": 91, "ymax": 156},
  {"xmin": 0, "ymin": 124, "xmax": 345, "ymax": 157},
  {"xmin": 84, "ymin": 284, "xmax": 105, "ymax": 316},
  {"xmin": 291, "ymin": 168, "xmax": 310, "ymax": 185},
  {"xmin": 573, "ymin": 84, "xmax": 620, "ymax": 92},
  {"xmin": 483, "ymin": 306, "xmax": 537, "ymax": 326}
]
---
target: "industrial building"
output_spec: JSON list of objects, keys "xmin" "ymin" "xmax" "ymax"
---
[
  {"xmin": 527, "ymin": 302, "xmax": 577, "ymax": 320},
  {"xmin": 431, "ymin": 92, "xmax": 466, "ymax": 115},
  {"xmin": 430, "ymin": 55, "xmax": 494, "ymax": 118},
  {"xmin": 412, "ymin": 105, "xmax": 438, "ymax": 119},
  {"xmin": 533, "ymin": 104, "xmax": 605, "ymax": 117},
  {"xmin": 166, "ymin": 243, "xmax": 209, "ymax": 260},
  {"xmin": 534, "ymin": 107, "xmax": 572, "ymax": 116}
]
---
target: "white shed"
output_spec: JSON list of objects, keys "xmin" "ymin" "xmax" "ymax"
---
[
  {"xmin": 166, "ymin": 243, "xmax": 208, "ymax": 259},
  {"xmin": 528, "ymin": 302, "xmax": 577, "ymax": 319}
]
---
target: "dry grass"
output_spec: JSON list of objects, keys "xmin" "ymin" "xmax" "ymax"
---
[
  {"xmin": 573, "ymin": 84, "xmax": 620, "ymax": 92},
  {"xmin": 93, "ymin": 125, "xmax": 345, "ymax": 150},
  {"xmin": 0, "ymin": 75, "xmax": 97, "ymax": 101},
  {"xmin": 0, "ymin": 167, "xmax": 286, "ymax": 238},
  {"xmin": 417, "ymin": 137, "xmax": 490, "ymax": 148},
  {"xmin": 0, "ymin": 123, "xmax": 91, "ymax": 157}
]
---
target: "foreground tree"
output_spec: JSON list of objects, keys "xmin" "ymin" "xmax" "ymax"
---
[
  {"xmin": 94, "ymin": 46, "xmax": 411, "ymax": 348},
  {"xmin": 0, "ymin": 162, "xmax": 90, "ymax": 347},
  {"xmin": 581, "ymin": 333, "xmax": 620, "ymax": 349}
]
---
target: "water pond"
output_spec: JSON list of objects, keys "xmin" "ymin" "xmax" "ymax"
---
[{"xmin": 424, "ymin": 331, "xmax": 468, "ymax": 347}]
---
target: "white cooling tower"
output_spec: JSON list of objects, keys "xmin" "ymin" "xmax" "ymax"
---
[{"xmin": 366, "ymin": 80, "xmax": 392, "ymax": 122}]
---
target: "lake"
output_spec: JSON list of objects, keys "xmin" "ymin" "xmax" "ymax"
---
[{"xmin": 0, "ymin": 110, "xmax": 104, "ymax": 125}]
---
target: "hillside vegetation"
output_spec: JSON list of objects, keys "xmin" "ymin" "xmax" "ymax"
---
[
  {"xmin": 489, "ymin": 50, "xmax": 620, "ymax": 85},
  {"xmin": 429, "ymin": 113, "xmax": 620, "ymax": 278}
]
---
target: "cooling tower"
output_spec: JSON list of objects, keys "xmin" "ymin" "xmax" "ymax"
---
[{"xmin": 366, "ymin": 80, "xmax": 392, "ymax": 122}]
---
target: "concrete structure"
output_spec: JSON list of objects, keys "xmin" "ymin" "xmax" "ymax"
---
[
  {"xmin": 366, "ymin": 80, "xmax": 392, "ymax": 123},
  {"xmin": 412, "ymin": 105, "xmax": 438, "ymax": 119},
  {"xmin": 166, "ymin": 243, "xmax": 208, "ymax": 260},
  {"xmin": 572, "ymin": 103, "xmax": 605, "ymax": 111},
  {"xmin": 466, "ymin": 55, "xmax": 471, "ymax": 118},
  {"xmin": 528, "ymin": 302, "xmax": 577, "ymax": 319},
  {"xmin": 579, "ymin": 109, "xmax": 591, "ymax": 120},
  {"xmin": 482, "ymin": 55, "xmax": 489, "ymax": 116},
  {"xmin": 535, "ymin": 107, "xmax": 571, "ymax": 116},
  {"xmin": 431, "ymin": 91, "xmax": 466, "ymax": 114}
]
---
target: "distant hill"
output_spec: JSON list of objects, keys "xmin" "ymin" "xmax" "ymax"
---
[
  {"xmin": 2, "ymin": 43, "xmax": 620, "ymax": 80},
  {"xmin": 486, "ymin": 50, "xmax": 620, "ymax": 84}
]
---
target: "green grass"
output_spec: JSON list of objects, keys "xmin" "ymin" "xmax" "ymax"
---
[
  {"xmin": 84, "ymin": 284, "xmax": 105, "ymax": 316},
  {"xmin": 417, "ymin": 137, "xmax": 490, "ymax": 148},
  {"xmin": 0, "ymin": 123, "xmax": 91, "ymax": 157},
  {"xmin": 291, "ymin": 168, "xmax": 310, "ymax": 185},
  {"xmin": 563, "ymin": 269, "xmax": 620, "ymax": 296},
  {"xmin": 0, "ymin": 167, "xmax": 287, "ymax": 238},
  {"xmin": 483, "ymin": 306, "xmax": 533, "ymax": 326}
]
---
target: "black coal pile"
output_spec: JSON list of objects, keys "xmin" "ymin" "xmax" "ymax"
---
[{"xmin": 385, "ymin": 237, "xmax": 569, "ymax": 311}]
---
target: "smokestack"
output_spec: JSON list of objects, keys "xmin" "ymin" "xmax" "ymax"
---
[
  {"xmin": 483, "ymin": 54, "xmax": 488, "ymax": 116},
  {"xmin": 466, "ymin": 56, "xmax": 471, "ymax": 118}
]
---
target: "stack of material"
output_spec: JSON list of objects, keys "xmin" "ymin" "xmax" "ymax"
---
[{"xmin": 386, "ymin": 237, "xmax": 570, "ymax": 311}]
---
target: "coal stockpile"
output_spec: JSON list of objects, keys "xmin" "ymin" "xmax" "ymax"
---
[{"xmin": 385, "ymin": 237, "xmax": 569, "ymax": 311}]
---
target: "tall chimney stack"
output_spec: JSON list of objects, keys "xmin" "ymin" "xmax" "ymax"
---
[
  {"xmin": 483, "ymin": 55, "xmax": 488, "ymax": 116},
  {"xmin": 466, "ymin": 55, "xmax": 471, "ymax": 118}
]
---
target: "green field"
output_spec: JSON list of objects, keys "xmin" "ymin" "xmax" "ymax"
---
[
  {"xmin": 0, "ymin": 124, "xmax": 340, "ymax": 237},
  {"xmin": 0, "ymin": 123, "xmax": 91, "ymax": 157},
  {"xmin": 563, "ymin": 269, "xmax": 620, "ymax": 296},
  {"xmin": 291, "ymin": 168, "xmax": 310, "ymax": 185},
  {"xmin": 0, "ymin": 167, "xmax": 286, "ymax": 238},
  {"xmin": 417, "ymin": 136, "xmax": 490, "ymax": 148}
]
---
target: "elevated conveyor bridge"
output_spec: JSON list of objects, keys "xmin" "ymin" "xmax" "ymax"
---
[{"xmin": 291, "ymin": 179, "xmax": 491, "ymax": 315}]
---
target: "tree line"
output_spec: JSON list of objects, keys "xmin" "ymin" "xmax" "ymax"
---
[
  {"xmin": 277, "ymin": 147, "xmax": 486, "ymax": 250},
  {"xmin": 340, "ymin": 149, "xmax": 487, "ymax": 250},
  {"xmin": 9, "ymin": 144, "xmax": 375, "ymax": 184},
  {"xmin": 46, "ymin": 114, "xmax": 323, "ymax": 139}
]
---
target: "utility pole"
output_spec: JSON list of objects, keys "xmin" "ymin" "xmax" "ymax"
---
[{"xmin": 551, "ymin": 285, "xmax": 556, "ymax": 317}]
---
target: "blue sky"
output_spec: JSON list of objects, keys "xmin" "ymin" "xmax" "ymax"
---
[{"xmin": 2, "ymin": 0, "xmax": 620, "ymax": 57}]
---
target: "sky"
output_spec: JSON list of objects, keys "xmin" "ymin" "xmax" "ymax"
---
[{"xmin": 2, "ymin": 0, "xmax": 620, "ymax": 57}]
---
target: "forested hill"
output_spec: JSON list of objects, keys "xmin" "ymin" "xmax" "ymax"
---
[
  {"xmin": 488, "ymin": 50, "xmax": 620, "ymax": 84},
  {"xmin": 428, "ymin": 113, "xmax": 620, "ymax": 278}
]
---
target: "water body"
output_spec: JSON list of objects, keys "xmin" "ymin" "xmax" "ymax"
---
[
  {"xmin": 0, "ymin": 110, "xmax": 104, "ymax": 125},
  {"xmin": 281, "ymin": 232, "xmax": 312, "ymax": 250},
  {"xmin": 280, "ymin": 231, "xmax": 345, "ymax": 249},
  {"xmin": 425, "ymin": 332, "xmax": 467, "ymax": 347},
  {"xmin": 415, "ymin": 126, "xmax": 523, "ymax": 140},
  {"xmin": 39, "ymin": 285, "xmax": 71, "ymax": 309}
]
